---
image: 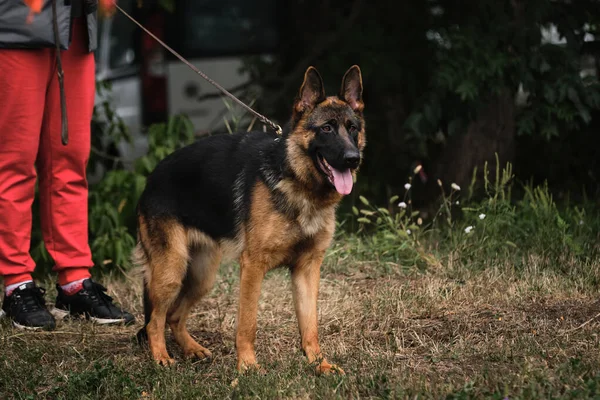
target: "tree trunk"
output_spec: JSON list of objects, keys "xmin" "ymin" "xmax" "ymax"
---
[{"xmin": 430, "ymin": 90, "xmax": 516, "ymax": 198}]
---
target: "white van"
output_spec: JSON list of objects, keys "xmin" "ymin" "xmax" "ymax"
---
[{"xmin": 93, "ymin": 0, "xmax": 279, "ymax": 170}]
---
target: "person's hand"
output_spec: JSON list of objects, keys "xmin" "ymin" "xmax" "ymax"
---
[
  {"xmin": 22, "ymin": 0, "xmax": 42, "ymax": 23},
  {"xmin": 22, "ymin": 0, "xmax": 118, "ymax": 20},
  {"xmin": 99, "ymin": 0, "xmax": 117, "ymax": 18},
  {"xmin": 22, "ymin": 0, "xmax": 42, "ymax": 12}
]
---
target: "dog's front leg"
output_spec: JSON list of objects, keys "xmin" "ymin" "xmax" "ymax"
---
[
  {"xmin": 235, "ymin": 252, "xmax": 265, "ymax": 372},
  {"xmin": 292, "ymin": 250, "xmax": 344, "ymax": 375}
]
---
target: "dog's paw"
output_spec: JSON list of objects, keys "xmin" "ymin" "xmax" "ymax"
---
[
  {"xmin": 184, "ymin": 344, "xmax": 212, "ymax": 360},
  {"xmin": 237, "ymin": 360, "xmax": 264, "ymax": 374},
  {"xmin": 154, "ymin": 355, "xmax": 176, "ymax": 367},
  {"xmin": 316, "ymin": 362, "xmax": 345, "ymax": 376}
]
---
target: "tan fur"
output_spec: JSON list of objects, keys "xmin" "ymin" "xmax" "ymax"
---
[
  {"xmin": 235, "ymin": 182, "xmax": 338, "ymax": 372},
  {"xmin": 138, "ymin": 180, "xmax": 341, "ymax": 372},
  {"xmin": 139, "ymin": 65, "xmax": 363, "ymax": 375},
  {"xmin": 357, "ymin": 126, "xmax": 366, "ymax": 151},
  {"xmin": 291, "ymin": 227, "xmax": 341, "ymax": 374},
  {"xmin": 275, "ymin": 179, "xmax": 337, "ymax": 237},
  {"xmin": 219, "ymin": 236, "xmax": 246, "ymax": 263},
  {"xmin": 285, "ymin": 115, "xmax": 363, "ymax": 199},
  {"xmin": 286, "ymin": 90, "xmax": 366, "ymax": 194},
  {"xmin": 143, "ymin": 220, "xmax": 189, "ymax": 365},
  {"xmin": 186, "ymin": 228, "xmax": 213, "ymax": 248},
  {"xmin": 131, "ymin": 216, "xmax": 149, "ymax": 270},
  {"xmin": 235, "ymin": 182, "xmax": 299, "ymax": 369},
  {"xmin": 246, "ymin": 182, "xmax": 301, "ymax": 264},
  {"xmin": 320, "ymin": 97, "xmax": 347, "ymax": 108},
  {"xmin": 286, "ymin": 123, "xmax": 319, "ymax": 186},
  {"xmin": 167, "ymin": 244, "xmax": 221, "ymax": 360},
  {"xmin": 340, "ymin": 65, "xmax": 365, "ymax": 113},
  {"xmin": 138, "ymin": 220, "xmax": 245, "ymax": 366}
]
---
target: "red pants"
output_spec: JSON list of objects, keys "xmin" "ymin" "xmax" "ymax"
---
[{"xmin": 0, "ymin": 18, "xmax": 94, "ymax": 285}]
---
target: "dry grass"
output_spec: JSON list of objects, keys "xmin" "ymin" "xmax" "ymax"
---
[{"xmin": 1, "ymin": 253, "xmax": 600, "ymax": 399}]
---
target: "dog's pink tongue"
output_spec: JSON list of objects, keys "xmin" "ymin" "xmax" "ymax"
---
[{"xmin": 331, "ymin": 167, "xmax": 353, "ymax": 195}]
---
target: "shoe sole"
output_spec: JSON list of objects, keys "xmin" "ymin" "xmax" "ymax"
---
[
  {"xmin": 1, "ymin": 308, "xmax": 55, "ymax": 331},
  {"xmin": 12, "ymin": 321, "xmax": 54, "ymax": 331},
  {"xmin": 50, "ymin": 307, "xmax": 127, "ymax": 325}
]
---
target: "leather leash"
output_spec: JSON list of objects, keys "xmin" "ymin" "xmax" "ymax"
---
[{"xmin": 52, "ymin": 0, "xmax": 69, "ymax": 145}]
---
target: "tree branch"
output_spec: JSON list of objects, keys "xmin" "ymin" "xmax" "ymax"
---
[{"xmin": 266, "ymin": 0, "xmax": 364, "ymax": 104}]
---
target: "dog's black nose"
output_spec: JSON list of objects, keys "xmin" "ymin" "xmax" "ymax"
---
[{"xmin": 343, "ymin": 150, "xmax": 361, "ymax": 168}]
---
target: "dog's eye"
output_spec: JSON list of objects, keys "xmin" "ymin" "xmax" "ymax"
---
[
  {"xmin": 349, "ymin": 125, "xmax": 359, "ymax": 136},
  {"xmin": 321, "ymin": 124, "xmax": 332, "ymax": 133}
]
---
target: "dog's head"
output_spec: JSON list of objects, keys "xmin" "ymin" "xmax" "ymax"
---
[{"xmin": 286, "ymin": 65, "xmax": 366, "ymax": 196}]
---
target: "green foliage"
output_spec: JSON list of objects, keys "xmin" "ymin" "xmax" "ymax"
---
[
  {"xmin": 445, "ymin": 359, "xmax": 600, "ymax": 400},
  {"xmin": 86, "ymin": 114, "xmax": 196, "ymax": 271},
  {"xmin": 453, "ymin": 160, "xmax": 599, "ymax": 269},
  {"xmin": 47, "ymin": 361, "xmax": 141, "ymax": 399},
  {"xmin": 133, "ymin": 114, "xmax": 196, "ymax": 175},
  {"xmin": 221, "ymin": 97, "xmax": 260, "ymax": 134},
  {"xmin": 339, "ymin": 155, "xmax": 600, "ymax": 273},
  {"xmin": 244, "ymin": 0, "xmax": 600, "ymax": 203},
  {"xmin": 335, "ymin": 175, "xmax": 441, "ymax": 271},
  {"xmin": 89, "ymin": 80, "xmax": 132, "ymax": 175},
  {"xmin": 406, "ymin": 1, "xmax": 600, "ymax": 144}
]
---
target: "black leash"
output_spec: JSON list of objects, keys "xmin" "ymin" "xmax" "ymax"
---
[
  {"xmin": 114, "ymin": 4, "xmax": 283, "ymax": 136},
  {"xmin": 51, "ymin": 0, "xmax": 69, "ymax": 146}
]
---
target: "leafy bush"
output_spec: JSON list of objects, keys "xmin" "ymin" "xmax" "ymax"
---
[
  {"xmin": 245, "ymin": 0, "xmax": 600, "ymax": 206},
  {"xmin": 88, "ymin": 115, "xmax": 196, "ymax": 270},
  {"xmin": 337, "ymin": 155, "xmax": 600, "ymax": 274}
]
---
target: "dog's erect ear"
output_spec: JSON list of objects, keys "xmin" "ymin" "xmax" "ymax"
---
[
  {"xmin": 340, "ymin": 65, "xmax": 364, "ymax": 113},
  {"xmin": 295, "ymin": 66, "xmax": 326, "ymax": 114}
]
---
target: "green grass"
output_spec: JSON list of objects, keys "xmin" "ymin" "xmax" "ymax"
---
[
  {"xmin": 2, "ymin": 163, "xmax": 600, "ymax": 399},
  {"xmin": 1, "ymin": 247, "xmax": 600, "ymax": 399}
]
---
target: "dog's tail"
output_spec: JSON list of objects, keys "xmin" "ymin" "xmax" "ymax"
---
[
  {"xmin": 132, "ymin": 216, "xmax": 152, "ymax": 345},
  {"xmin": 136, "ymin": 276, "xmax": 152, "ymax": 345}
]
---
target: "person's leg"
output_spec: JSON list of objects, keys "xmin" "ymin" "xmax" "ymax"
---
[
  {"xmin": 0, "ymin": 47, "xmax": 56, "ymax": 329},
  {"xmin": 0, "ymin": 48, "xmax": 48, "ymax": 287},
  {"xmin": 41, "ymin": 17, "xmax": 134, "ymax": 325},
  {"xmin": 36, "ymin": 16, "xmax": 95, "ymax": 288}
]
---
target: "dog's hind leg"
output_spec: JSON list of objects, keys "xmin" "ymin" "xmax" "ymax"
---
[
  {"xmin": 167, "ymin": 244, "xmax": 221, "ymax": 360},
  {"xmin": 145, "ymin": 221, "xmax": 190, "ymax": 366}
]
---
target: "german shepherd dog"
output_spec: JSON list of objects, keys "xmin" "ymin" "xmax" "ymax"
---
[{"xmin": 134, "ymin": 65, "xmax": 365, "ymax": 374}]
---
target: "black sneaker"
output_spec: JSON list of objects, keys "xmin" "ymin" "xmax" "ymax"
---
[
  {"xmin": 1, "ymin": 282, "xmax": 56, "ymax": 330},
  {"xmin": 52, "ymin": 279, "xmax": 135, "ymax": 325}
]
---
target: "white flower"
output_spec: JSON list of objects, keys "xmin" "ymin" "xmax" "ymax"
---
[
  {"xmin": 464, "ymin": 226, "xmax": 474, "ymax": 234},
  {"xmin": 579, "ymin": 220, "xmax": 584, "ymax": 225},
  {"xmin": 406, "ymin": 229, "xmax": 411, "ymax": 235},
  {"xmin": 398, "ymin": 201, "xmax": 407, "ymax": 209},
  {"xmin": 413, "ymin": 164, "xmax": 423, "ymax": 174},
  {"xmin": 451, "ymin": 183, "xmax": 461, "ymax": 191},
  {"xmin": 404, "ymin": 183, "xmax": 412, "ymax": 190},
  {"xmin": 479, "ymin": 213, "xmax": 486, "ymax": 220},
  {"xmin": 455, "ymin": 200, "xmax": 460, "ymax": 205},
  {"xmin": 417, "ymin": 217, "xmax": 423, "ymax": 225}
]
